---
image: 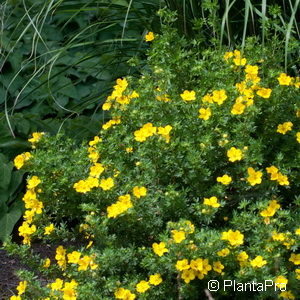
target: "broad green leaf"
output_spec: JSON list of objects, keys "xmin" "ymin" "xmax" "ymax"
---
[
  {"xmin": 0, "ymin": 162, "xmax": 13, "ymax": 190},
  {"xmin": 8, "ymin": 170, "xmax": 24, "ymax": 199},
  {"xmin": 0, "ymin": 138, "xmax": 30, "ymax": 149},
  {"xmin": 0, "ymin": 200, "xmax": 23, "ymax": 242}
]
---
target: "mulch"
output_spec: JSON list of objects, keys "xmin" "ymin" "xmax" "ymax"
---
[
  {"xmin": 0, "ymin": 229, "xmax": 86, "ymax": 300},
  {"xmin": 0, "ymin": 246, "xmax": 26, "ymax": 300},
  {"xmin": 0, "ymin": 242, "xmax": 55, "ymax": 300}
]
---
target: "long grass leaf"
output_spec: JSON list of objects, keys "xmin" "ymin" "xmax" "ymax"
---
[
  {"xmin": 261, "ymin": 0, "xmax": 267, "ymax": 47},
  {"xmin": 284, "ymin": 0, "xmax": 300, "ymax": 71}
]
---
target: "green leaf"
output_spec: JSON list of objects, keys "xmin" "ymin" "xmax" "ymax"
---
[
  {"xmin": 8, "ymin": 170, "xmax": 24, "ymax": 200},
  {"xmin": 0, "ymin": 200, "xmax": 23, "ymax": 242},
  {"xmin": 0, "ymin": 161, "xmax": 13, "ymax": 190},
  {"xmin": 0, "ymin": 137, "xmax": 30, "ymax": 149},
  {"xmin": 57, "ymin": 77, "xmax": 78, "ymax": 99}
]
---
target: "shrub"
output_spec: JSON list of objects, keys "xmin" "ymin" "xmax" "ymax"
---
[{"xmin": 5, "ymin": 14, "xmax": 300, "ymax": 300}]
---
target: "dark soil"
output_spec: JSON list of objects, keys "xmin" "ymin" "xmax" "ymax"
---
[
  {"xmin": 0, "ymin": 224, "xmax": 86, "ymax": 300},
  {"xmin": 0, "ymin": 242, "xmax": 55, "ymax": 300},
  {"xmin": 0, "ymin": 246, "xmax": 26, "ymax": 300}
]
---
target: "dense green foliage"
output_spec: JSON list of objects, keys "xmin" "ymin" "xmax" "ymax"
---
[
  {"xmin": 0, "ymin": 0, "xmax": 160, "ymax": 241},
  {"xmin": 4, "ymin": 13, "xmax": 300, "ymax": 299},
  {"xmin": 1, "ymin": 0, "xmax": 299, "ymax": 243}
]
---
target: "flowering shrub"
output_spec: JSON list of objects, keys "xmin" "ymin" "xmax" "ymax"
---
[{"xmin": 5, "ymin": 17, "xmax": 300, "ymax": 300}]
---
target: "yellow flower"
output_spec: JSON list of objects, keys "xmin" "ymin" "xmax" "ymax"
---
[
  {"xmin": 217, "ymin": 248, "xmax": 230, "ymax": 257},
  {"xmin": 10, "ymin": 296, "xmax": 21, "ymax": 300},
  {"xmin": 132, "ymin": 186, "xmax": 147, "ymax": 198},
  {"xmin": 221, "ymin": 230, "xmax": 244, "ymax": 247},
  {"xmin": 233, "ymin": 57, "xmax": 247, "ymax": 66},
  {"xmin": 231, "ymin": 102, "xmax": 246, "ymax": 115},
  {"xmin": 107, "ymin": 194, "xmax": 133, "ymax": 218},
  {"xmin": 55, "ymin": 246, "xmax": 66, "ymax": 270},
  {"xmin": 27, "ymin": 176, "xmax": 41, "ymax": 189},
  {"xmin": 77, "ymin": 255, "xmax": 92, "ymax": 271},
  {"xmin": 86, "ymin": 240, "xmax": 93, "ymax": 249},
  {"xmin": 102, "ymin": 102, "xmax": 112, "ymax": 110},
  {"xmin": 89, "ymin": 163, "xmax": 105, "ymax": 178},
  {"xmin": 236, "ymin": 81, "xmax": 247, "ymax": 93},
  {"xmin": 256, "ymin": 88, "xmax": 272, "ymax": 98},
  {"xmin": 266, "ymin": 165, "xmax": 279, "ymax": 176},
  {"xmin": 278, "ymin": 73, "xmax": 292, "ymax": 85},
  {"xmin": 260, "ymin": 200, "xmax": 280, "ymax": 217},
  {"xmin": 157, "ymin": 125, "xmax": 172, "ymax": 143},
  {"xmin": 180, "ymin": 90, "xmax": 196, "ymax": 101},
  {"xmin": 136, "ymin": 280, "xmax": 150, "ymax": 293},
  {"xmin": 198, "ymin": 107, "xmax": 212, "ymax": 120},
  {"xmin": 115, "ymin": 288, "xmax": 127, "ymax": 299},
  {"xmin": 216, "ymin": 174, "xmax": 232, "ymax": 185},
  {"xmin": 62, "ymin": 280, "xmax": 78, "ymax": 300},
  {"xmin": 223, "ymin": 51, "xmax": 233, "ymax": 61},
  {"xmin": 44, "ymin": 223, "xmax": 55, "ymax": 235},
  {"xmin": 115, "ymin": 78, "xmax": 128, "ymax": 91},
  {"xmin": 176, "ymin": 259, "xmax": 190, "ymax": 271},
  {"xmin": 115, "ymin": 288, "xmax": 136, "ymax": 300},
  {"xmin": 73, "ymin": 180, "xmax": 91, "ymax": 193},
  {"xmin": 16, "ymin": 281, "xmax": 27, "ymax": 295},
  {"xmin": 67, "ymin": 251, "xmax": 81, "ymax": 264},
  {"xmin": 107, "ymin": 203, "xmax": 124, "ymax": 218},
  {"xmin": 295, "ymin": 228, "xmax": 300, "ymax": 235},
  {"xmin": 181, "ymin": 269, "xmax": 196, "ymax": 283},
  {"xmin": 118, "ymin": 194, "xmax": 133, "ymax": 207},
  {"xmin": 245, "ymin": 65, "xmax": 259, "ymax": 75},
  {"xmin": 275, "ymin": 275, "xmax": 288, "ymax": 290},
  {"xmin": 99, "ymin": 177, "xmax": 114, "ymax": 191},
  {"xmin": 134, "ymin": 123, "xmax": 157, "ymax": 142},
  {"xmin": 203, "ymin": 196, "xmax": 220, "ymax": 208},
  {"xmin": 250, "ymin": 256, "xmax": 267, "ymax": 268},
  {"xmin": 149, "ymin": 274, "xmax": 162, "ymax": 286},
  {"xmin": 43, "ymin": 258, "xmax": 51, "ymax": 268},
  {"xmin": 157, "ymin": 125, "xmax": 172, "ymax": 136},
  {"xmin": 145, "ymin": 31, "xmax": 155, "ymax": 42},
  {"xmin": 277, "ymin": 173, "xmax": 289, "ymax": 186},
  {"xmin": 272, "ymin": 231, "xmax": 285, "ymax": 241},
  {"xmin": 237, "ymin": 251, "xmax": 249, "ymax": 264},
  {"xmin": 296, "ymin": 132, "xmax": 300, "ymax": 143},
  {"xmin": 50, "ymin": 278, "xmax": 64, "ymax": 291},
  {"xmin": 14, "ymin": 152, "xmax": 32, "ymax": 169},
  {"xmin": 116, "ymin": 95, "xmax": 130, "ymax": 105},
  {"xmin": 88, "ymin": 147, "xmax": 100, "ymax": 163},
  {"xmin": 171, "ymin": 230, "xmax": 186, "ymax": 243},
  {"xmin": 246, "ymin": 167, "xmax": 263, "ymax": 186},
  {"xmin": 28, "ymin": 132, "xmax": 44, "ymax": 144},
  {"xmin": 18, "ymin": 221, "xmax": 37, "ymax": 245},
  {"xmin": 156, "ymin": 94, "xmax": 171, "ymax": 102},
  {"xmin": 129, "ymin": 91, "xmax": 139, "ymax": 98},
  {"xmin": 213, "ymin": 261, "xmax": 224, "ymax": 273},
  {"xmin": 279, "ymin": 291, "xmax": 295, "ymax": 300},
  {"xmin": 212, "ymin": 89, "xmax": 227, "ymax": 105},
  {"xmin": 227, "ymin": 147, "xmax": 243, "ymax": 162},
  {"xmin": 289, "ymin": 253, "xmax": 300, "ymax": 265},
  {"xmin": 152, "ymin": 242, "xmax": 168, "ymax": 257},
  {"xmin": 126, "ymin": 147, "xmax": 133, "ymax": 153},
  {"xmin": 202, "ymin": 93, "xmax": 214, "ymax": 103},
  {"xmin": 277, "ymin": 122, "xmax": 293, "ymax": 134},
  {"xmin": 189, "ymin": 258, "xmax": 212, "ymax": 278}
]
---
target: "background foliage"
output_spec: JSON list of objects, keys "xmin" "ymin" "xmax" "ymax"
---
[{"xmin": 0, "ymin": 0, "xmax": 299, "ymax": 244}]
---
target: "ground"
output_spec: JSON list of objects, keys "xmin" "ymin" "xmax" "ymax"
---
[{"xmin": 0, "ymin": 242, "xmax": 54, "ymax": 300}]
